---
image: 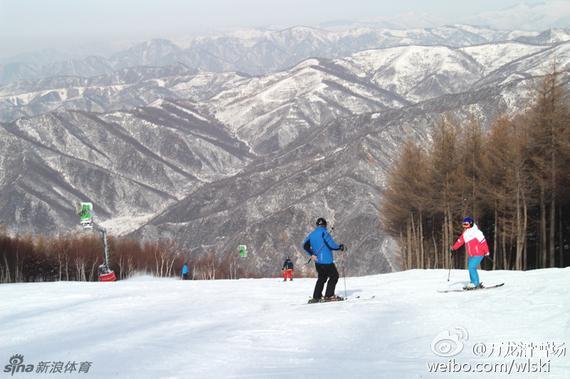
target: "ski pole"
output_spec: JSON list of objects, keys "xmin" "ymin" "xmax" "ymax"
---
[
  {"xmin": 324, "ymin": 226, "xmax": 348, "ymax": 298},
  {"xmin": 447, "ymin": 248, "xmax": 453, "ymax": 282},
  {"xmin": 342, "ymin": 246, "xmax": 348, "ymax": 299}
]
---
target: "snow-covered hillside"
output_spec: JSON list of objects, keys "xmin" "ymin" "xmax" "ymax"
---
[
  {"xmin": 1, "ymin": 269, "xmax": 568, "ymax": 378},
  {"xmin": 338, "ymin": 46, "xmax": 482, "ymax": 102},
  {"xmin": 460, "ymin": 42, "xmax": 548, "ymax": 75},
  {"xmin": 1, "ymin": 25, "xmax": 570, "ymax": 276}
]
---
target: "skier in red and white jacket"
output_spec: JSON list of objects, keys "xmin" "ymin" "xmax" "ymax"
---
[{"xmin": 450, "ymin": 217, "xmax": 490, "ymax": 290}]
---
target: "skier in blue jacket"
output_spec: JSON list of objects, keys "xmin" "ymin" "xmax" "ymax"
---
[
  {"xmin": 181, "ymin": 263, "xmax": 189, "ymax": 280},
  {"xmin": 302, "ymin": 217, "xmax": 345, "ymax": 303}
]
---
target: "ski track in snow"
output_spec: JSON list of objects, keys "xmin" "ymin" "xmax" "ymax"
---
[{"xmin": 1, "ymin": 269, "xmax": 569, "ymax": 378}]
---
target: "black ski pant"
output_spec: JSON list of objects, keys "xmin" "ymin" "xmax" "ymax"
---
[{"xmin": 313, "ymin": 263, "xmax": 339, "ymax": 299}]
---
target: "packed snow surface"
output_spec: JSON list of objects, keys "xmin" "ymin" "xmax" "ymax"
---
[{"xmin": 1, "ymin": 268, "xmax": 569, "ymax": 378}]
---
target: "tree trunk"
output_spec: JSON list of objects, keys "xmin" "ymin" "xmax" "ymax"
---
[
  {"xmin": 406, "ymin": 222, "xmax": 412, "ymax": 269},
  {"xmin": 540, "ymin": 185, "xmax": 547, "ymax": 267},
  {"xmin": 443, "ymin": 214, "xmax": 449, "ymax": 269},
  {"xmin": 558, "ymin": 206, "xmax": 565, "ymax": 267},
  {"xmin": 515, "ymin": 186, "xmax": 521, "ymax": 270},
  {"xmin": 522, "ymin": 195, "xmax": 528, "ymax": 270},
  {"xmin": 410, "ymin": 212, "xmax": 414, "ymax": 268},
  {"xmin": 418, "ymin": 210, "xmax": 422, "ymax": 267},
  {"xmin": 2, "ymin": 255, "xmax": 10, "ymax": 283},
  {"xmin": 493, "ymin": 206, "xmax": 498, "ymax": 270},
  {"xmin": 502, "ymin": 228, "xmax": 508, "ymax": 269},
  {"xmin": 433, "ymin": 231, "xmax": 439, "ymax": 269},
  {"xmin": 549, "ymin": 194, "xmax": 556, "ymax": 267}
]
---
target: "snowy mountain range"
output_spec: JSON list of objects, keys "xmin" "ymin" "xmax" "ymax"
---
[
  {"xmin": 2, "ymin": 24, "xmax": 568, "ymax": 85},
  {"xmin": 1, "ymin": 24, "xmax": 569, "ymax": 275}
]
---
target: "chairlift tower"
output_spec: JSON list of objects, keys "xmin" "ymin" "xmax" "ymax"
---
[{"xmin": 76, "ymin": 202, "xmax": 116, "ymax": 282}]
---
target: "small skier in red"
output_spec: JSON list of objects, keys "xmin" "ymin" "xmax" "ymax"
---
[{"xmin": 282, "ymin": 257, "xmax": 294, "ymax": 281}]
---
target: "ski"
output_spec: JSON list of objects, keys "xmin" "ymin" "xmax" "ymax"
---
[
  {"xmin": 306, "ymin": 295, "xmax": 376, "ymax": 304},
  {"xmin": 438, "ymin": 283, "xmax": 505, "ymax": 293}
]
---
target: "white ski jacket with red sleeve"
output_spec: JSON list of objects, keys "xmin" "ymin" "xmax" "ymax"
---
[{"xmin": 452, "ymin": 224, "xmax": 490, "ymax": 257}]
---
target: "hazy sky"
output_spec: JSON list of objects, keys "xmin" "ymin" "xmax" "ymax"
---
[{"xmin": 0, "ymin": 0, "xmax": 543, "ymax": 57}]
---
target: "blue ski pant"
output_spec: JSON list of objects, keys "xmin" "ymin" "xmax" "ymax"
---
[{"xmin": 468, "ymin": 256, "xmax": 484, "ymax": 286}]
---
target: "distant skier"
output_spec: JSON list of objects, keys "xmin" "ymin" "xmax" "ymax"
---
[
  {"xmin": 282, "ymin": 257, "xmax": 294, "ymax": 281},
  {"xmin": 302, "ymin": 217, "xmax": 345, "ymax": 303},
  {"xmin": 181, "ymin": 262, "xmax": 189, "ymax": 280},
  {"xmin": 450, "ymin": 217, "xmax": 490, "ymax": 290}
]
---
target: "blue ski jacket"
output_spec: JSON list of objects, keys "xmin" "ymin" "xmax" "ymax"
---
[
  {"xmin": 302, "ymin": 226, "xmax": 341, "ymax": 264},
  {"xmin": 181, "ymin": 264, "xmax": 189, "ymax": 275}
]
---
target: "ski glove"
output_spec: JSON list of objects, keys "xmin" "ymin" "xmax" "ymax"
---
[
  {"xmin": 449, "ymin": 247, "xmax": 455, "ymax": 255},
  {"xmin": 338, "ymin": 244, "xmax": 345, "ymax": 251}
]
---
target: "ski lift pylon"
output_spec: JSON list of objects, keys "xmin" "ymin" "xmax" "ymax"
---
[
  {"xmin": 77, "ymin": 202, "xmax": 94, "ymax": 229},
  {"xmin": 75, "ymin": 201, "xmax": 116, "ymax": 281}
]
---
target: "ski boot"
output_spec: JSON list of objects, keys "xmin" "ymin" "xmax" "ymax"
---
[
  {"xmin": 308, "ymin": 297, "xmax": 322, "ymax": 304},
  {"xmin": 463, "ymin": 283, "xmax": 476, "ymax": 290}
]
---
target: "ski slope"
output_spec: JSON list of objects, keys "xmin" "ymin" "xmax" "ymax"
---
[{"xmin": 1, "ymin": 269, "xmax": 569, "ymax": 378}]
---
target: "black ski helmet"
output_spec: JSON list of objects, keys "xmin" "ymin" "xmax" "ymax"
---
[{"xmin": 316, "ymin": 217, "xmax": 327, "ymax": 227}]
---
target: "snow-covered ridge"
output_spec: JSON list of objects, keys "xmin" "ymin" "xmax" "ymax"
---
[
  {"xmin": 460, "ymin": 42, "xmax": 549, "ymax": 75},
  {"xmin": 2, "ymin": 24, "xmax": 568, "ymax": 86},
  {"xmin": 2, "ymin": 38, "xmax": 562, "ymax": 123}
]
